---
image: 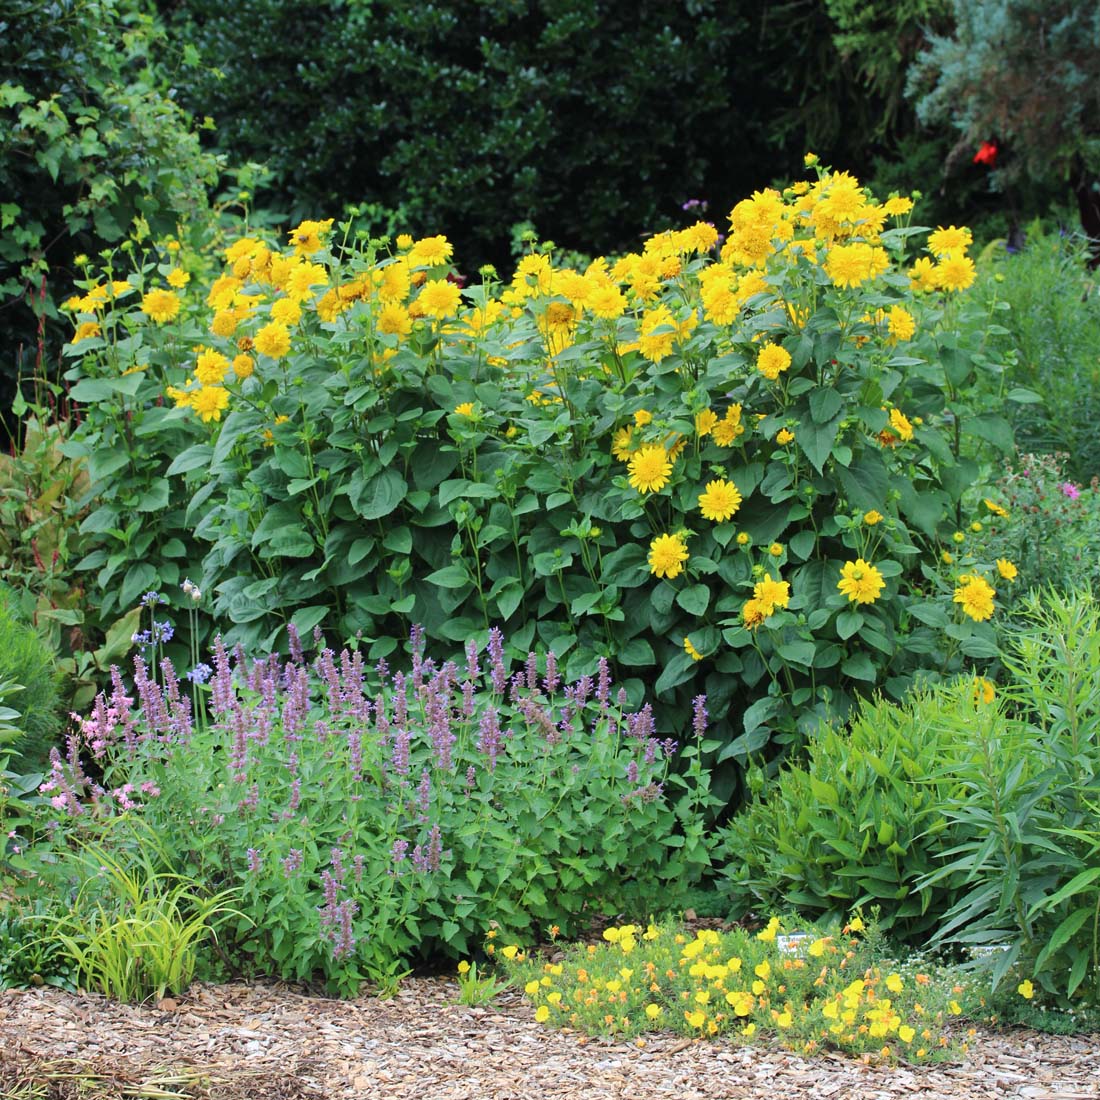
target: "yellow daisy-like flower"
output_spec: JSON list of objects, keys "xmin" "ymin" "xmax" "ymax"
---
[
  {"xmin": 232, "ymin": 354, "xmax": 254, "ymax": 380},
  {"xmin": 194, "ymin": 348, "xmax": 230, "ymax": 386},
  {"xmin": 211, "ymin": 309, "xmax": 240, "ymax": 338},
  {"xmin": 698, "ymin": 479, "xmax": 742, "ymax": 523},
  {"xmin": 742, "ymin": 598, "xmax": 767, "ymax": 630},
  {"xmin": 908, "ymin": 256, "xmax": 938, "ymax": 292},
  {"xmin": 648, "ymin": 533, "xmax": 689, "ymax": 580},
  {"xmin": 454, "ymin": 402, "xmax": 476, "ymax": 417},
  {"xmin": 736, "ymin": 532, "xmax": 750, "ymax": 546},
  {"xmin": 935, "ymin": 253, "xmax": 977, "ymax": 292},
  {"xmin": 271, "ymin": 297, "xmax": 302, "ymax": 327},
  {"xmin": 140, "ymin": 288, "xmax": 181, "ymax": 324},
  {"xmin": 627, "ymin": 444, "xmax": 673, "ymax": 495},
  {"xmin": 191, "ymin": 385, "xmax": 229, "ymax": 424},
  {"xmin": 408, "ymin": 235, "xmax": 453, "ymax": 267},
  {"xmin": 972, "ymin": 677, "xmax": 995, "ymax": 706},
  {"xmin": 712, "ymin": 406, "xmax": 745, "ymax": 447},
  {"xmin": 863, "ymin": 510, "xmax": 883, "ymax": 525},
  {"xmin": 887, "ymin": 306, "xmax": 915, "ymax": 343},
  {"xmin": 611, "ymin": 426, "xmax": 636, "ymax": 461},
  {"xmin": 418, "ymin": 278, "xmax": 462, "ymax": 319},
  {"xmin": 768, "ymin": 542, "xmax": 783, "ymax": 557},
  {"xmin": 954, "ymin": 575, "xmax": 996, "ymax": 621},
  {"xmin": 996, "ymin": 558, "xmax": 1018, "ymax": 582},
  {"xmin": 377, "ymin": 303, "xmax": 413, "ymax": 338},
  {"xmin": 684, "ymin": 637, "xmax": 703, "ymax": 662},
  {"xmin": 288, "ymin": 218, "xmax": 334, "ymax": 256},
  {"xmin": 756, "ymin": 343, "xmax": 792, "ymax": 381},
  {"xmin": 72, "ymin": 321, "xmax": 102, "ymax": 344},
  {"xmin": 984, "ymin": 498, "xmax": 1009, "ymax": 518},
  {"xmin": 837, "ymin": 558, "xmax": 886, "ymax": 605},
  {"xmin": 254, "ymin": 320, "xmax": 291, "ymax": 359},
  {"xmin": 889, "ymin": 408, "xmax": 914, "ymax": 441},
  {"xmin": 883, "ymin": 195, "xmax": 914, "ymax": 217},
  {"xmin": 587, "ymin": 284, "xmax": 627, "ymax": 320},
  {"xmin": 695, "ymin": 409, "xmax": 719, "ymax": 438},
  {"xmin": 927, "ymin": 224, "xmax": 973, "ymax": 257},
  {"xmin": 776, "ymin": 428, "xmax": 795, "ymax": 445},
  {"xmin": 166, "ymin": 268, "xmax": 190, "ymax": 289},
  {"xmin": 753, "ymin": 577, "xmax": 790, "ymax": 615}
]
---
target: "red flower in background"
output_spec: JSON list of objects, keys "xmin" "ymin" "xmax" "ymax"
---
[{"xmin": 973, "ymin": 141, "xmax": 998, "ymax": 167}]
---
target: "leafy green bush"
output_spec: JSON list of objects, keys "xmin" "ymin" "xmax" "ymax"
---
[
  {"xmin": 972, "ymin": 229, "xmax": 1100, "ymax": 477},
  {"xmin": 0, "ymin": 587, "xmax": 63, "ymax": 766},
  {"xmin": 29, "ymin": 625, "xmax": 714, "ymax": 994},
  {"xmin": 923, "ymin": 588, "xmax": 1100, "ymax": 1004},
  {"xmin": 0, "ymin": 0, "xmax": 221, "ymax": 395},
  {"xmin": 719, "ymin": 681, "xmax": 993, "ymax": 937},
  {"xmin": 0, "ymin": 899, "xmax": 78, "ymax": 992},
  {"xmin": 969, "ymin": 452, "xmax": 1100, "ymax": 596},
  {"xmin": 58, "ymin": 166, "xmax": 1026, "ymax": 781},
  {"xmin": 721, "ymin": 588, "xmax": 1100, "ymax": 1005}
]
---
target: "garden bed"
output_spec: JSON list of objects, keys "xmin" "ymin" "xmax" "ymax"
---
[{"xmin": 1, "ymin": 980, "xmax": 1097, "ymax": 1100}]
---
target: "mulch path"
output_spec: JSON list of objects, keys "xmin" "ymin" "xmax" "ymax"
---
[{"xmin": 2, "ymin": 980, "xmax": 1098, "ymax": 1099}]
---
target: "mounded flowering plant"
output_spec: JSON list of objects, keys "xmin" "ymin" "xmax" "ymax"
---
[
  {"xmin": 59, "ymin": 162, "xmax": 1023, "ymax": 776},
  {"xmin": 26, "ymin": 624, "xmax": 714, "ymax": 994},
  {"xmin": 497, "ymin": 916, "xmax": 978, "ymax": 1063}
]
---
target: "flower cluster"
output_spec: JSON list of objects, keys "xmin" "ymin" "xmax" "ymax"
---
[{"xmin": 499, "ymin": 918, "xmax": 973, "ymax": 1062}]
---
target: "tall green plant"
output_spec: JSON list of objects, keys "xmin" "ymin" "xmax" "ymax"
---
[
  {"xmin": 921, "ymin": 588, "xmax": 1100, "ymax": 1002},
  {"xmin": 60, "ymin": 167, "xmax": 1026, "ymax": 781}
]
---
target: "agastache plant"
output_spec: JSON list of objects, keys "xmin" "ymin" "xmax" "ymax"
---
[{"xmin": 32, "ymin": 624, "xmax": 715, "ymax": 996}]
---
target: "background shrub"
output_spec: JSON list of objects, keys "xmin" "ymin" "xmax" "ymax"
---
[
  {"xmin": 0, "ymin": 585, "xmax": 63, "ymax": 767},
  {"xmin": 971, "ymin": 229, "xmax": 1100, "ymax": 478},
  {"xmin": 0, "ymin": 0, "xmax": 221, "ymax": 407}
]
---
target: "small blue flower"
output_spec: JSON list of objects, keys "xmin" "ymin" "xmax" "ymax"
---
[{"xmin": 187, "ymin": 663, "xmax": 212, "ymax": 685}]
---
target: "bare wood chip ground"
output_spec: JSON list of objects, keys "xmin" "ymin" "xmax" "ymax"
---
[{"xmin": 1, "ymin": 980, "xmax": 1098, "ymax": 1100}]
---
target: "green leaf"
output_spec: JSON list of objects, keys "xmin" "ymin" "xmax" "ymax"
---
[
  {"xmin": 166, "ymin": 444, "xmax": 214, "ymax": 476},
  {"xmin": 68, "ymin": 374, "xmax": 145, "ymax": 402},
  {"xmin": 426, "ymin": 564, "xmax": 470, "ymax": 589},
  {"xmin": 355, "ymin": 467, "xmax": 407, "ymax": 519},
  {"xmin": 941, "ymin": 346, "xmax": 973, "ymax": 388},
  {"xmin": 87, "ymin": 448, "xmax": 130, "ymax": 484},
  {"xmin": 383, "ymin": 526, "xmax": 413, "ymax": 555},
  {"xmin": 439, "ymin": 478, "xmax": 498, "ymax": 506},
  {"xmin": 809, "ymin": 387, "xmax": 843, "ymax": 424},
  {"xmin": 841, "ymin": 652, "xmax": 877, "ymax": 681},
  {"xmin": 776, "ymin": 639, "xmax": 816, "ymax": 667},
  {"xmin": 796, "ymin": 412, "xmax": 841, "ymax": 474},
  {"xmin": 135, "ymin": 479, "xmax": 169, "ymax": 512},
  {"xmin": 836, "ymin": 609, "xmax": 863, "ymax": 640},
  {"xmin": 654, "ymin": 650, "xmax": 696, "ymax": 695},
  {"xmin": 618, "ymin": 638, "xmax": 655, "ymax": 665},
  {"xmin": 265, "ymin": 529, "xmax": 316, "ymax": 557},
  {"xmin": 789, "ymin": 529, "xmax": 815, "ymax": 560},
  {"xmin": 966, "ymin": 414, "xmax": 1015, "ymax": 455},
  {"xmin": 676, "ymin": 584, "xmax": 710, "ymax": 616},
  {"xmin": 836, "ymin": 450, "xmax": 890, "ymax": 510}
]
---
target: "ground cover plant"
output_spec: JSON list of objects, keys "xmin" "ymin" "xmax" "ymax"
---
[
  {"xmin": 55, "ymin": 164, "xmax": 1025, "ymax": 796},
  {"xmin": 21, "ymin": 623, "xmax": 714, "ymax": 994},
  {"xmin": 496, "ymin": 917, "xmax": 983, "ymax": 1063}
]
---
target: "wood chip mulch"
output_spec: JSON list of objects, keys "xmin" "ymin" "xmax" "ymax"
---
[{"xmin": 1, "ymin": 980, "xmax": 1098, "ymax": 1100}]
